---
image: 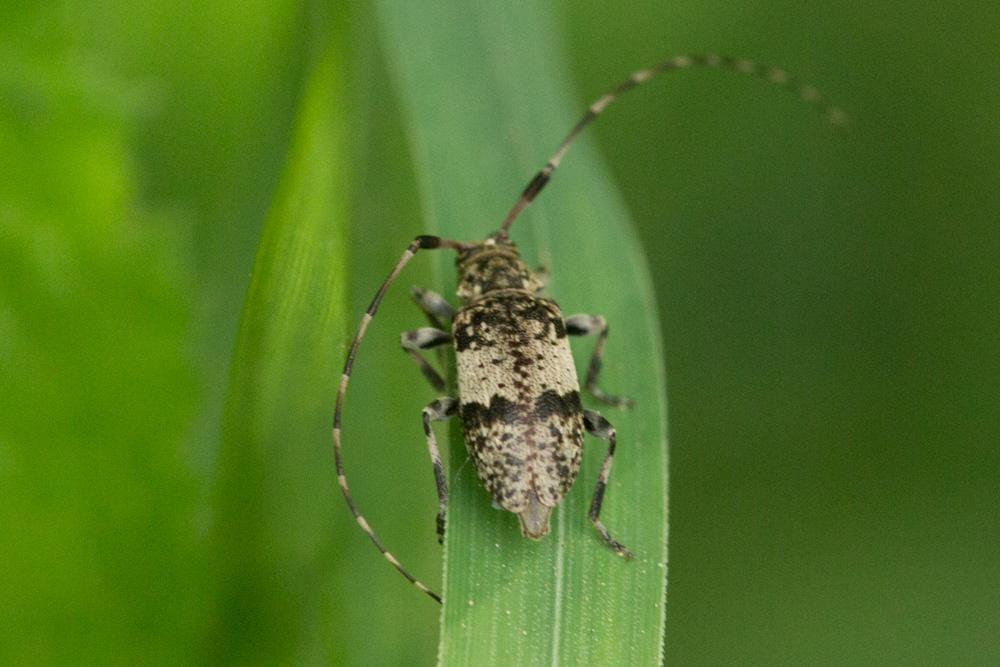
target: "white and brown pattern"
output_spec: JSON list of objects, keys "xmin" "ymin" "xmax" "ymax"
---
[
  {"xmin": 453, "ymin": 285, "xmax": 585, "ymax": 535},
  {"xmin": 448, "ymin": 241, "xmax": 631, "ymax": 549}
]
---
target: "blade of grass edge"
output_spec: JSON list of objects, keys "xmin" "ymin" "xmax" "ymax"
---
[
  {"xmin": 374, "ymin": 2, "xmax": 669, "ymax": 665},
  {"xmin": 206, "ymin": 13, "xmax": 351, "ymax": 663}
]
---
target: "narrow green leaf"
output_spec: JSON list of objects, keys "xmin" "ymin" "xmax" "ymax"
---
[
  {"xmin": 205, "ymin": 17, "xmax": 349, "ymax": 663},
  {"xmin": 373, "ymin": 2, "xmax": 669, "ymax": 664}
]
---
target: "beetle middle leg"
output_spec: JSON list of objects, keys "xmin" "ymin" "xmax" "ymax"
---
[
  {"xmin": 422, "ymin": 396, "xmax": 457, "ymax": 543},
  {"xmin": 401, "ymin": 327, "xmax": 451, "ymax": 391},
  {"xmin": 583, "ymin": 409, "xmax": 634, "ymax": 559},
  {"xmin": 565, "ymin": 313, "xmax": 634, "ymax": 408}
]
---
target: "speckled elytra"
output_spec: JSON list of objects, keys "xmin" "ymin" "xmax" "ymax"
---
[{"xmin": 332, "ymin": 53, "xmax": 845, "ymax": 603}]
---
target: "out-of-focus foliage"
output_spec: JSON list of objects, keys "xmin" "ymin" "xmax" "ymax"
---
[
  {"xmin": 0, "ymin": 4, "xmax": 202, "ymax": 663},
  {"xmin": 2, "ymin": 0, "xmax": 998, "ymax": 664}
]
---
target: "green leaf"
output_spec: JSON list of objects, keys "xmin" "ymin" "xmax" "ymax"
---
[
  {"xmin": 205, "ymin": 15, "xmax": 351, "ymax": 663},
  {"xmin": 372, "ymin": 2, "xmax": 669, "ymax": 664}
]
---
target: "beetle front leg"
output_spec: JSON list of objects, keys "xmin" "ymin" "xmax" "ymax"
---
[
  {"xmin": 583, "ymin": 409, "xmax": 633, "ymax": 559},
  {"xmin": 532, "ymin": 265, "xmax": 550, "ymax": 294},
  {"xmin": 410, "ymin": 286, "xmax": 455, "ymax": 330},
  {"xmin": 401, "ymin": 327, "xmax": 451, "ymax": 391},
  {"xmin": 422, "ymin": 397, "xmax": 457, "ymax": 543},
  {"xmin": 565, "ymin": 313, "xmax": 633, "ymax": 408}
]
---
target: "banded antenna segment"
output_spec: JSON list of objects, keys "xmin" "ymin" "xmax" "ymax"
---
[{"xmin": 498, "ymin": 53, "xmax": 847, "ymax": 236}]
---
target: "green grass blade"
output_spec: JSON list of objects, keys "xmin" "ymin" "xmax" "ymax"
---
[
  {"xmin": 205, "ymin": 19, "xmax": 350, "ymax": 663},
  {"xmin": 373, "ymin": 3, "xmax": 669, "ymax": 664}
]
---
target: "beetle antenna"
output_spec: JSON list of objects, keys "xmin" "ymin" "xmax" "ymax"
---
[
  {"xmin": 333, "ymin": 234, "xmax": 464, "ymax": 604},
  {"xmin": 498, "ymin": 53, "xmax": 847, "ymax": 237}
]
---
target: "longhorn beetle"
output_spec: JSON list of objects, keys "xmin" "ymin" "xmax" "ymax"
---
[{"xmin": 333, "ymin": 53, "xmax": 845, "ymax": 603}]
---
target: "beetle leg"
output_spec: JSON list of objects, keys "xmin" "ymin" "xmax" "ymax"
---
[
  {"xmin": 532, "ymin": 265, "xmax": 550, "ymax": 294},
  {"xmin": 422, "ymin": 397, "xmax": 458, "ymax": 544},
  {"xmin": 410, "ymin": 286, "xmax": 455, "ymax": 330},
  {"xmin": 401, "ymin": 327, "xmax": 451, "ymax": 391},
  {"xmin": 334, "ymin": 235, "xmax": 468, "ymax": 605},
  {"xmin": 583, "ymin": 409, "xmax": 633, "ymax": 559},
  {"xmin": 565, "ymin": 314, "xmax": 634, "ymax": 408}
]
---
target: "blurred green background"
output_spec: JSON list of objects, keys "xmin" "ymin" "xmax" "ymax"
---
[{"xmin": 2, "ymin": 0, "xmax": 998, "ymax": 665}]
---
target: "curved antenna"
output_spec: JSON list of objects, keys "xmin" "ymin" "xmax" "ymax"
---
[
  {"xmin": 498, "ymin": 53, "xmax": 847, "ymax": 236},
  {"xmin": 333, "ymin": 234, "xmax": 464, "ymax": 604}
]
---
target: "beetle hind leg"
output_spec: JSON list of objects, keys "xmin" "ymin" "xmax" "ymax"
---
[{"xmin": 583, "ymin": 409, "xmax": 634, "ymax": 559}]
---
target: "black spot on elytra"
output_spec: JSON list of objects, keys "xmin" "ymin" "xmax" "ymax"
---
[
  {"xmin": 460, "ymin": 395, "xmax": 521, "ymax": 431},
  {"xmin": 512, "ymin": 352, "xmax": 533, "ymax": 371},
  {"xmin": 504, "ymin": 453, "xmax": 524, "ymax": 467},
  {"xmin": 534, "ymin": 389, "xmax": 581, "ymax": 421},
  {"xmin": 513, "ymin": 299, "xmax": 566, "ymax": 339},
  {"xmin": 453, "ymin": 293, "xmax": 565, "ymax": 352}
]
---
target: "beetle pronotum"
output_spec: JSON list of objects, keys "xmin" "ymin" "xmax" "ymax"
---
[{"xmin": 333, "ymin": 53, "xmax": 844, "ymax": 603}]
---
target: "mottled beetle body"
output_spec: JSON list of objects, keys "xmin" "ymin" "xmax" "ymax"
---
[
  {"xmin": 453, "ymin": 239, "xmax": 582, "ymax": 539},
  {"xmin": 331, "ymin": 53, "xmax": 845, "ymax": 603}
]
